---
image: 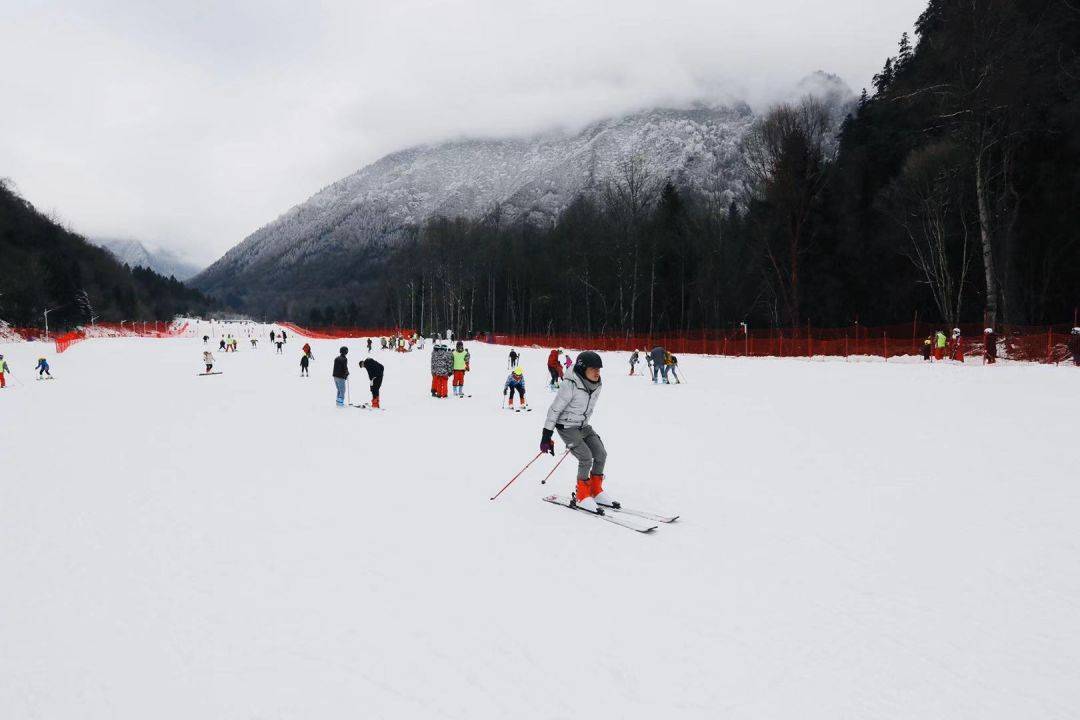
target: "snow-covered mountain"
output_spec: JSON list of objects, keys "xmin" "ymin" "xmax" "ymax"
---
[
  {"xmin": 193, "ymin": 74, "xmax": 853, "ymax": 311},
  {"xmin": 96, "ymin": 238, "xmax": 202, "ymax": 281}
]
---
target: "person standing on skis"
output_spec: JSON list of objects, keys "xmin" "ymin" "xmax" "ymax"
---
[
  {"xmin": 430, "ymin": 343, "xmax": 452, "ymax": 398},
  {"xmin": 546, "ymin": 348, "xmax": 563, "ymax": 389},
  {"xmin": 35, "ymin": 357, "xmax": 52, "ymax": 378},
  {"xmin": 0, "ymin": 354, "xmax": 9, "ymax": 389},
  {"xmin": 666, "ymin": 353, "xmax": 682, "ymax": 383},
  {"xmin": 300, "ymin": 352, "xmax": 310, "ymax": 377},
  {"xmin": 629, "ymin": 350, "xmax": 640, "ymax": 376},
  {"xmin": 508, "ymin": 348, "xmax": 519, "ymax": 369},
  {"xmin": 202, "ymin": 351, "xmax": 215, "ymax": 374},
  {"xmin": 366, "ymin": 338, "xmax": 373, "ymax": 353},
  {"xmin": 1070, "ymin": 328, "xmax": 1080, "ymax": 366},
  {"xmin": 504, "ymin": 366, "xmax": 527, "ymax": 409},
  {"xmin": 361, "ymin": 357, "xmax": 384, "ymax": 408},
  {"xmin": 540, "ymin": 351, "xmax": 617, "ymax": 514},
  {"xmin": 332, "ymin": 346, "xmax": 350, "ymax": 407},
  {"xmin": 451, "ymin": 340, "xmax": 470, "ymax": 397}
]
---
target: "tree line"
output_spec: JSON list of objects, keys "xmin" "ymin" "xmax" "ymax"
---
[
  {"xmin": 300, "ymin": 0, "xmax": 1077, "ymax": 337},
  {"xmin": 0, "ymin": 180, "xmax": 216, "ymax": 329}
]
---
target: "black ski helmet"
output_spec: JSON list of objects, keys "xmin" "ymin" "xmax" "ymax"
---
[
  {"xmin": 340, "ymin": 346, "xmax": 348, "ymax": 355},
  {"xmin": 574, "ymin": 350, "xmax": 602, "ymax": 375}
]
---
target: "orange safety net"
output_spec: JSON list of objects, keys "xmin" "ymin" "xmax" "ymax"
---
[
  {"xmin": 476, "ymin": 322, "xmax": 1080, "ymax": 364},
  {"xmin": 278, "ymin": 322, "xmax": 417, "ymax": 340},
  {"xmin": 54, "ymin": 321, "xmax": 190, "ymax": 353}
]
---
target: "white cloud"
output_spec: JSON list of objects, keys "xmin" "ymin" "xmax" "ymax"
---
[{"xmin": 0, "ymin": 0, "xmax": 924, "ymax": 263}]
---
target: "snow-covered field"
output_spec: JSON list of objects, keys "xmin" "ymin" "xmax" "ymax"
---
[{"xmin": 2, "ymin": 327, "xmax": 1078, "ymax": 719}]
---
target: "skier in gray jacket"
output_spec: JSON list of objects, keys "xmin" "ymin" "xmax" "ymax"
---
[{"xmin": 539, "ymin": 350, "xmax": 619, "ymax": 514}]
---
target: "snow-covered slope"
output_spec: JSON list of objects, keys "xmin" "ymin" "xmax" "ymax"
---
[
  {"xmin": 96, "ymin": 238, "xmax": 202, "ymax": 281},
  {"xmin": 1, "ymin": 331, "xmax": 1076, "ymax": 718},
  {"xmin": 192, "ymin": 74, "xmax": 853, "ymax": 310}
]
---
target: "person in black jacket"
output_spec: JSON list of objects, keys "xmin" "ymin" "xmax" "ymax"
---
[
  {"xmin": 361, "ymin": 357, "xmax": 384, "ymax": 408},
  {"xmin": 332, "ymin": 346, "xmax": 350, "ymax": 406},
  {"xmin": 1070, "ymin": 328, "xmax": 1080, "ymax": 366}
]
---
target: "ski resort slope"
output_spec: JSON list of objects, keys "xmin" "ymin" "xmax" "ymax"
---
[{"xmin": 1, "ymin": 333, "xmax": 1078, "ymax": 719}]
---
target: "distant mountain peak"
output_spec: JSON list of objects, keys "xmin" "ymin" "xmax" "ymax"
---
[{"xmin": 95, "ymin": 238, "xmax": 202, "ymax": 281}]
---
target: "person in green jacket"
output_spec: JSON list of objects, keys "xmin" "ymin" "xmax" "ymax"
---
[
  {"xmin": 451, "ymin": 340, "xmax": 470, "ymax": 397},
  {"xmin": 0, "ymin": 354, "xmax": 9, "ymax": 389},
  {"xmin": 934, "ymin": 330, "xmax": 947, "ymax": 361}
]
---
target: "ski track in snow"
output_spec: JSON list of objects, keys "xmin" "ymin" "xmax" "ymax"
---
[{"xmin": 1, "ymin": 327, "xmax": 1078, "ymax": 719}]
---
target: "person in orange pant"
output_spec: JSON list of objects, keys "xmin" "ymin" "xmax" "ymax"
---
[
  {"xmin": 540, "ymin": 351, "xmax": 618, "ymax": 514},
  {"xmin": 430, "ymin": 343, "xmax": 453, "ymax": 398},
  {"xmin": 0, "ymin": 354, "xmax": 8, "ymax": 388},
  {"xmin": 503, "ymin": 366, "xmax": 526, "ymax": 408}
]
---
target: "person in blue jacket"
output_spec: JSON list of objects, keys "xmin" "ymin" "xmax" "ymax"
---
[
  {"xmin": 35, "ymin": 357, "xmax": 52, "ymax": 378},
  {"xmin": 503, "ymin": 366, "xmax": 526, "ymax": 408}
]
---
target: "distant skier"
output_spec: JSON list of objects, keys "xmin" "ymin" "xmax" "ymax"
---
[
  {"xmin": 508, "ymin": 348, "xmax": 519, "ymax": 369},
  {"xmin": 629, "ymin": 350, "xmax": 640, "ymax": 376},
  {"xmin": 430, "ymin": 343, "xmax": 452, "ymax": 398},
  {"xmin": 333, "ymin": 346, "xmax": 350, "ymax": 407},
  {"xmin": 546, "ymin": 348, "xmax": 563, "ymax": 389},
  {"xmin": 202, "ymin": 335, "xmax": 209, "ymax": 345},
  {"xmin": 250, "ymin": 338, "xmax": 257, "ymax": 349},
  {"xmin": 649, "ymin": 346, "xmax": 668, "ymax": 384},
  {"xmin": 950, "ymin": 328, "xmax": 964, "ymax": 362},
  {"xmin": 1070, "ymin": 328, "xmax": 1080, "ymax": 366},
  {"xmin": 360, "ymin": 357, "xmax": 384, "ymax": 408},
  {"xmin": 35, "ymin": 357, "xmax": 51, "ymax": 378},
  {"xmin": 381, "ymin": 337, "xmax": 388, "ymax": 350},
  {"xmin": 300, "ymin": 352, "xmax": 310, "ymax": 377},
  {"xmin": 983, "ymin": 328, "xmax": 998, "ymax": 364},
  {"xmin": 202, "ymin": 351, "xmax": 215, "ymax": 374},
  {"xmin": 934, "ymin": 330, "xmax": 947, "ymax": 361},
  {"xmin": 367, "ymin": 338, "xmax": 373, "ymax": 353},
  {"xmin": 451, "ymin": 340, "xmax": 470, "ymax": 397},
  {"xmin": 563, "ymin": 353, "xmax": 573, "ymax": 372},
  {"xmin": 922, "ymin": 336, "xmax": 933, "ymax": 362},
  {"xmin": 280, "ymin": 330, "xmax": 287, "ymax": 344},
  {"xmin": 504, "ymin": 366, "xmax": 527, "ymax": 408},
  {"xmin": 270, "ymin": 330, "xmax": 276, "ymax": 343},
  {"xmin": 219, "ymin": 338, "xmax": 227, "ymax": 351},
  {"xmin": 540, "ymin": 351, "xmax": 617, "ymax": 514},
  {"xmin": 666, "ymin": 352, "xmax": 681, "ymax": 383},
  {"xmin": 0, "ymin": 353, "xmax": 8, "ymax": 388},
  {"xmin": 302, "ymin": 342, "xmax": 313, "ymax": 360},
  {"xmin": 275, "ymin": 340, "xmax": 284, "ymax": 355}
]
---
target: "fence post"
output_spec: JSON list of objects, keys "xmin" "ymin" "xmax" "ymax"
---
[{"xmin": 884, "ymin": 332, "xmax": 888, "ymax": 362}]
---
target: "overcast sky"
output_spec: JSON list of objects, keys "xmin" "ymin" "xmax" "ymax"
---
[{"xmin": 1, "ymin": 0, "xmax": 926, "ymax": 264}]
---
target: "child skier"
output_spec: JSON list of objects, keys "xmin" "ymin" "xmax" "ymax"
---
[
  {"xmin": 504, "ymin": 366, "xmax": 527, "ymax": 408},
  {"xmin": 934, "ymin": 330, "xmax": 947, "ymax": 361},
  {"xmin": 361, "ymin": 357, "xmax": 384, "ymax": 408},
  {"xmin": 508, "ymin": 349, "xmax": 519, "ymax": 369},
  {"xmin": 629, "ymin": 350, "xmax": 640, "ymax": 376},
  {"xmin": 430, "ymin": 344, "xmax": 452, "ymax": 398},
  {"xmin": 540, "ymin": 351, "xmax": 618, "ymax": 514},
  {"xmin": 250, "ymin": 338, "xmax": 257, "ymax": 349},
  {"xmin": 451, "ymin": 340, "xmax": 470, "ymax": 397},
  {"xmin": 333, "ymin": 346, "xmax": 350, "ymax": 406},
  {"xmin": 366, "ymin": 338, "xmax": 373, "ymax": 353},
  {"xmin": 275, "ymin": 340, "xmax": 284, "ymax": 354},
  {"xmin": 202, "ymin": 351, "xmax": 215, "ymax": 374},
  {"xmin": 300, "ymin": 352, "xmax": 310, "ymax": 377},
  {"xmin": 922, "ymin": 336, "xmax": 933, "ymax": 361},
  {"xmin": 950, "ymin": 328, "xmax": 964, "ymax": 362},
  {"xmin": 219, "ymin": 338, "xmax": 227, "ymax": 351},
  {"xmin": 35, "ymin": 357, "xmax": 51, "ymax": 378},
  {"xmin": 0, "ymin": 354, "xmax": 8, "ymax": 388},
  {"xmin": 666, "ymin": 352, "xmax": 681, "ymax": 383}
]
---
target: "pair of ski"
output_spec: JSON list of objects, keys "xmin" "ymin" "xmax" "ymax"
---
[
  {"xmin": 543, "ymin": 495, "xmax": 679, "ymax": 533},
  {"xmin": 197, "ymin": 371, "xmax": 222, "ymax": 376},
  {"xmin": 502, "ymin": 405, "xmax": 532, "ymax": 413},
  {"xmin": 36, "ymin": 377, "xmax": 56, "ymax": 381},
  {"xmin": 349, "ymin": 403, "xmax": 383, "ymax": 411}
]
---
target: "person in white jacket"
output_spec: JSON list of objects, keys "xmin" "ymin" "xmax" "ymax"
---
[{"xmin": 539, "ymin": 350, "xmax": 619, "ymax": 514}]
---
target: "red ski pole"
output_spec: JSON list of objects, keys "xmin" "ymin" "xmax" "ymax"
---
[
  {"xmin": 540, "ymin": 449, "xmax": 571, "ymax": 484},
  {"xmin": 490, "ymin": 451, "xmax": 545, "ymax": 501}
]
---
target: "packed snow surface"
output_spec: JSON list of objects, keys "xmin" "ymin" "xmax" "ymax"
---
[{"xmin": 2, "ymin": 326, "xmax": 1078, "ymax": 719}]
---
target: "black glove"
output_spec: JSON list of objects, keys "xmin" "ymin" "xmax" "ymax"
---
[
  {"xmin": 503, "ymin": 387, "xmax": 508, "ymax": 395},
  {"xmin": 540, "ymin": 428, "xmax": 555, "ymax": 455}
]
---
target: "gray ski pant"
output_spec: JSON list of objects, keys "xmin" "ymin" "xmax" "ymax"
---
[{"xmin": 556, "ymin": 424, "xmax": 607, "ymax": 480}]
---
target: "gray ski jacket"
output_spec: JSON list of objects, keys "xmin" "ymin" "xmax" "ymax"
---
[{"xmin": 544, "ymin": 372, "xmax": 601, "ymax": 431}]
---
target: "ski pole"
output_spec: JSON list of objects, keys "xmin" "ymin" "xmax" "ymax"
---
[
  {"xmin": 540, "ymin": 448, "xmax": 571, "ymax": 484},
  {"xmin": 347, "ymin": 377, "xmax": 352, "ymax": 406},
  {"xmin": 490, "ymin": 451, "xmax": 544, "ymax": 501}
]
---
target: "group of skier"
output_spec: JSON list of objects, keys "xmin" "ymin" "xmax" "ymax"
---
[
  {"xmin": 332, "ymin": 345, "xmax": 384, "ymax": 408},
  {"xmin": 632, "ymin": 347, "xmax": 680, "ymax": 384},
  {"xmin": 0, "ymin": 354, "xmax": 43, "ymax": 387},
  {"xmin": 921, "ymin": 328, "xmax": 1001, "ymax": 364},
  {"xmin": 430, "ymin": 340, "xmax": 470, "ymax": 398}
]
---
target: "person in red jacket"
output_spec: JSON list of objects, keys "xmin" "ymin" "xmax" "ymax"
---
[{"xmin": 547, "ymin": 348, "xmax": 563, "ymax": 390}]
